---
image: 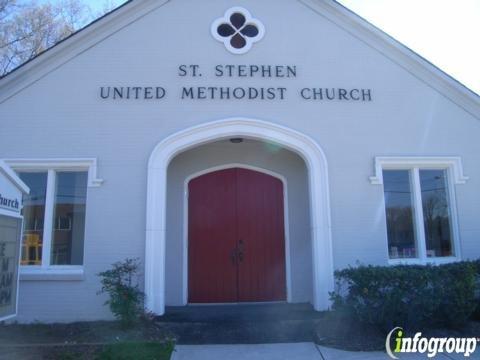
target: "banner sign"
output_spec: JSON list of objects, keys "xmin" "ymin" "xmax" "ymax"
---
[
  {"xmin": 0, "ymin": 216, "xmax": 21, "ymax": 321},
  {"xmin": 0, "ymin": 161, "xmax": 28, "ymax": 321}
]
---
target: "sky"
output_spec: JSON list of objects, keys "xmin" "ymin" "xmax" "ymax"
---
[
  {"xmin": 337, "ymin": 0, "xmax": 480, "ymax": 95},
  {"xmin": 41, "ymin": 0, "xmax": 480, "ymax": 95},
  {"xmin": 82, "ymin": 0, "xmax": 125, "ymax": 13}
]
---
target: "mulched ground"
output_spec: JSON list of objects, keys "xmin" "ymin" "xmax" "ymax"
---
[
  {"xmin": 0, "ymin": 318, "xmax": 174, "ymax": 360},
  {"xmin": 0, "ymin": 342, "xmax": 174, "ymax": 360},
  {"xmin": 0, "ymin": 317, "xmax": 174, "ymax": 346},
  {"xmin": 313, "ymin": 311, "xmax": 386, "ymax": 351},
  {"xmin": 0, "ymin": 306, "xmax": 479, "ymax": 358},
  {"xmin": 314, "ymin": 311, "xmax": 480, "ymax": 351}
]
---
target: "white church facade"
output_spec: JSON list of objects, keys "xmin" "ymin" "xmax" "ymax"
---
[{"xmin": 0, "ymin": 0, "xmax": 479, "ymax": 322}]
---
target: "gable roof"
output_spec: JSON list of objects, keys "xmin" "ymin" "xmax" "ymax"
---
[{"xmin": 0, "ymin": 0, "xmax": 479, "ymax": 119}]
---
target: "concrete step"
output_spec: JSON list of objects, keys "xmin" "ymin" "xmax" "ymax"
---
[
  {"xmin": 159, "ymin": 303, "xmax": 324, "ymax": 323},
  {"xmin": 155, "ymin": 304, "xmax": 323, "ymax": 344},
  {"xmin": 156, "ymin": 319, "xmax": 319, "ymax": 345}
]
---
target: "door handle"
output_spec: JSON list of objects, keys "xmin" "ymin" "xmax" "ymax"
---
[
  {"xmin": 238, "ymin": 240, "xmax": 244, "ymax": 263},
  {"xmin": 230, "ymin": 241, "xmax": 244, "ymax": 264}
]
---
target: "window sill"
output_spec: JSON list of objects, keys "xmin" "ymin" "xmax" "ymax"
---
[
  {"xmin": 388, "ymin": 257, "xmax": 460, "ymax": 266},
  {"xmin": 19, "ymin": 267, "xmax": 84, "ymax": 281}
]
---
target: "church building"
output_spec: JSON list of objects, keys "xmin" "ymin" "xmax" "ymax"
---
[{"xmin": 0, "ymin": 0, "xmax": 479, "ymax": 322}]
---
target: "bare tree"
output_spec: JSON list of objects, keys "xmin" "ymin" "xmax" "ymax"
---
[
  {"xmin": 0, "ymin": 0, "xmax": 122, "ymax": 77},
  {"xmin": 58, "ymin": 0, "xmax": 90, "ymax": 32},
  {"xmin": 95, "ymin": 0, "xmax": 120, "ymax": 17},
  {"xmin": 0, "ymin": 0, "xmax": 18, "ymax": 22}
]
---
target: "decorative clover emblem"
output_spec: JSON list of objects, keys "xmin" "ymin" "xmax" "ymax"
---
[{"xmin": 211, "ymin": 7, "xmax": 265, "ymax": 55}]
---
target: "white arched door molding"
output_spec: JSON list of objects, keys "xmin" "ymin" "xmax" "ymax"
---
[{"xmin": 145, "ymin": 118, "xmax": 333, "ymax": 315}]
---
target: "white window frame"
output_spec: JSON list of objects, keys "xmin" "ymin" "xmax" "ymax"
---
[
  {"xmin": 3, "ymin": 158, "xmax": 103, "ymax": 280},
  {"xmin": 370, "ymin": 156, "xmax": 468, "ymax": 265}
]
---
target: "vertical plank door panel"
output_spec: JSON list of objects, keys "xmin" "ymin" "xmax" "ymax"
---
[
  {"xmin": 236, "ymin": 168, "xmax": 287, "ymax": 302},
  {"xmin": 188, "ymin": 167, "xmax": 286, "ymax": 303},
  {"xmin": 188, "ymin": 169, "xmax": 238, "ymax": 303}
]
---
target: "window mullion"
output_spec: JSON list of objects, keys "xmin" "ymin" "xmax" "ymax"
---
[
  {"xmin": 412, "ymin": 168, "xmax": 426, "ymax": 261},
  {"xmin": 446, "ymin": 167, "xmax": 461, "ymax": 258},
  {"xmin": 42, "ymin": 170, "xmax": 56, "ymax": 268}
]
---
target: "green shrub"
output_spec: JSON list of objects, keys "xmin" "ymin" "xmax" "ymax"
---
[
  {"xmin": 98, "ymin": 258, "xmax": 145, "ymax": 328},
  {"xmin": 472, "ymin": 260, "xmax": 480, "ymax": 321},
  {"xmin": 331, "ymin": 261, "xmax": 479, "ymax": 331}
]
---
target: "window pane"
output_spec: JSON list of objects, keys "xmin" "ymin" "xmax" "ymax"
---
[
  {"xmin": 51, "ymin": 172, "xmax": 87, "ymax": 265},
  {"xmin": 383, "ymin": 170, "xmax": 417, "ymax": 259},
  {"xmin": 18, "ymin": 172, "xmax": 47, "ymax": 266},
  {"xmin": 420, "ymin": 170, "xmax": 453, "ymax": 257}
]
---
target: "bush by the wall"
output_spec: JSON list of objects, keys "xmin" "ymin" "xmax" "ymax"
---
[
  {"xmin": 472, "ymin": 260, "xmax": 480, "ymax": 321},
  {"xmin": 98, "ymin": 258, "xmax": 145, "ymax": 328},
  {"xmin": 331, "ymin": 261, "xmax": 479, "ymax": 331}
]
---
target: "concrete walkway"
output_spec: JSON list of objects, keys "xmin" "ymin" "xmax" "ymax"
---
[{"xmin": 171, "ymin": 342, "xmax": 480, "ymax": 360}]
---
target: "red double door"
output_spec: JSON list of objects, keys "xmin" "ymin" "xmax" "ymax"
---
[{"xmin": 188, "ymin": 168, "xmax": 287, "ymax": 303}]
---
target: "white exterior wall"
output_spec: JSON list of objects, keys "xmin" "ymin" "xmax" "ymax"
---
[{"xmin": 0, "ymin": 0, "xmax": 478, "ymax": 322}]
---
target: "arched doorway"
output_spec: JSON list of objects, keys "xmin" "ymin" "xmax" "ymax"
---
[
  {"xmin": 188, "ymin": 167, "xmax": 287, "ymax": 303},
  {"xmin": 146, "ymin": 118, "xmax": 332, "ymax": 315}
]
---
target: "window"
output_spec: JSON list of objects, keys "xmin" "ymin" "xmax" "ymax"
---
[
  {"xmin": 19, "ymin": 172, "xmax": 47, "ymax": 265},
  {"xmin": 1, "ymin": 158, "xmax": 101, "ymax": 279},
  {"xmin": 51, "ymin": 172, "xmax": 87, "ymax": 265},
  {"xmin": 383, "ymin": 168, "xmax": 456, "ymax": 260},
  {"xmin": 19, "ymin": 171, "xmax": 88, "ymax": 267},
  {"xmin": 420, "ymin": 170, "xmax": 454, "ymax": 258},
  {"xmin": 383, "ymin": 170, "xmax": 417, "ymax": 259},
  {"xmin": 212, "ymin": 7, "xmax": 265, "ymax": 55},
  {"xmin": 371, "ymin": 157, "xmax": 466, "ymax": 264}
]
